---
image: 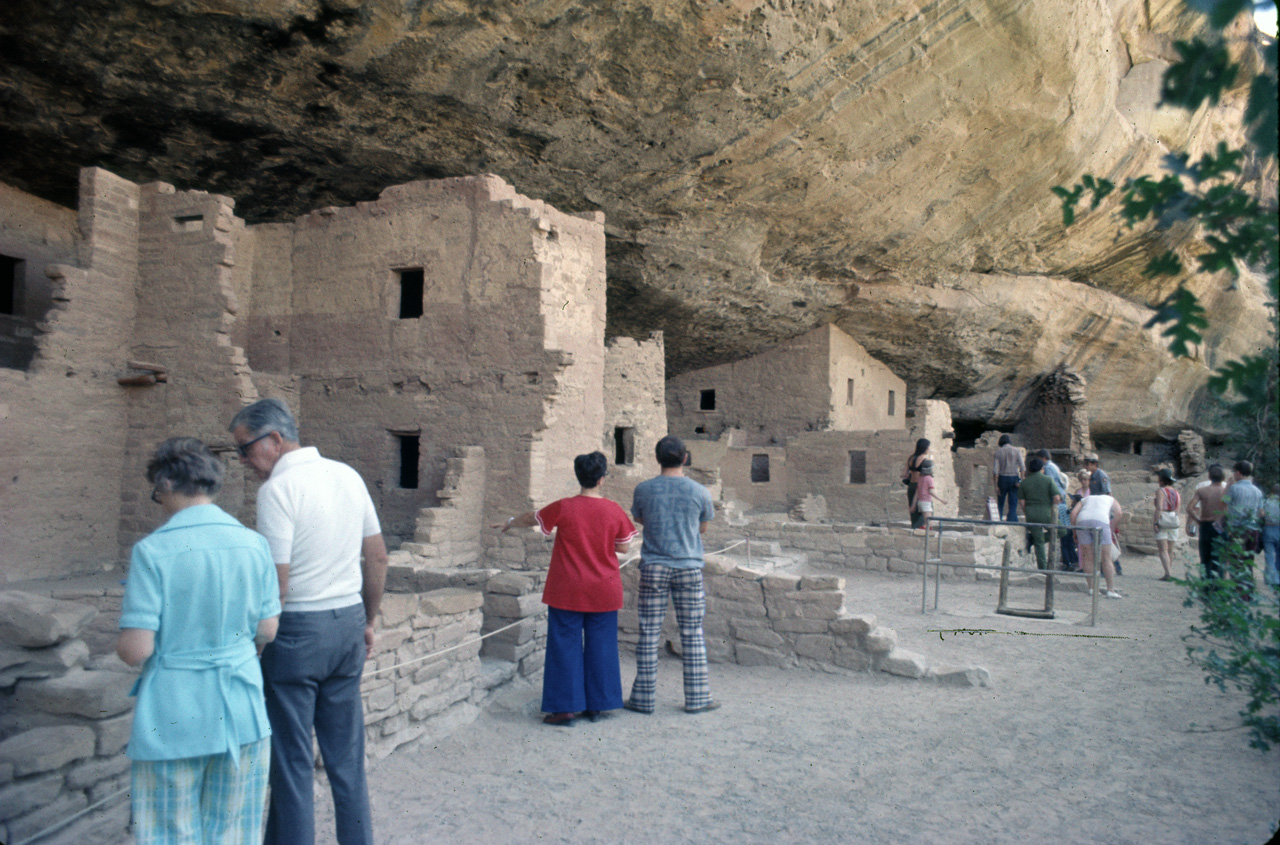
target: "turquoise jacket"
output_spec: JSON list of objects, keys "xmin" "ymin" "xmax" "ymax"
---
[{"xmin": 120, "ymin": 504, "xmax": 280, "ymax": 761}]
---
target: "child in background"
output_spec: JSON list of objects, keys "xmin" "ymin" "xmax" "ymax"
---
[{"xmin": 910, "ymin": 461, "xmax": 947, "ymax": 526}]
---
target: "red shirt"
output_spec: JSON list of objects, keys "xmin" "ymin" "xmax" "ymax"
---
[{"xmin": 536, "ymin": 496, "xmax": 638, "ymax": 612}]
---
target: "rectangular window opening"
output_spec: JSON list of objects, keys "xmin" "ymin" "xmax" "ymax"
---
[
  {"xmin": 846, "ymin": 378, "xmax": 854, "ymax": 406},
  {"xmin": 750, "ymin": 454, "xmax": 770, "ymax": 483},
  {"xmin": 849, "ymin": 451, "xmax": 867, "ymax": 484},
  {"xmin": 0, "ymin": 254, "xmax": 19, "ymax": 315},
  {"xmin": 887, "ymin": 390, "xmax": 896, "ymax": 417},
  {"xmin": 614, "ymin": 426, "xmax": 635, "ymax": 465},
  {"xmin": 700, "ymin": 389, "xmax": 716, "ymax": 411},
  {"xmin": 172, "ymin": 214, "xmax": 204, "ymax": 232},
  {"xmin": 398, "ymin": 268, "xmax": 425, "ymax": 319},
  {"xmin": 397, "ymin": 434, "xmax": 420, "ymax": 489}
]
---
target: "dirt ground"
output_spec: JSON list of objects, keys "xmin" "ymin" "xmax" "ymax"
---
[{"xmin": 306, "ymin": 547, "xmax": 1279, "ymax": 844}]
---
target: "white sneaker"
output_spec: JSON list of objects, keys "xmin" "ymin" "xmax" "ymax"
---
[{"xmin": 1104, "ymin": 590, "xmax": 1123, "ymax": 599}]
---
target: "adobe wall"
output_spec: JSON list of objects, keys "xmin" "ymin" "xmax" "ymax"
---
[
  {"xmin": 0, "ymin": 170, "xmax": 140, "ymax": 580},
  {"xmin": 785, "ymin": 429, "xmax": 919, "ymax": 524},
  {"xmin": 242, "ymin": 176, "xmax": 606, "ymax": 546},
  {"xmin": 667, "ymin": 325, "xmax": 832, "ymax": 446},
  {"xmin": 827, "ymin": 324, "xmax": 908, "ymax": 432},
  {"xmin": 601, "ymin": 332, "xmax": 667, "ymax": 509},
  {"xmin": 719, "ymin": 445, "xmax": 790, "ymax": 511},
  {"xmin": 0, "ymin": 182, "xmax": 77, "ymax": 370},
  {"xmin": 117, "ymin": 182, "xmax": 262, "ymax": 555}
]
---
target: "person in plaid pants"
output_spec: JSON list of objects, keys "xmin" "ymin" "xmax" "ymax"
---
[{"xmin": 625, "ymin": 435, "xmax": 720, "ymax": 714}]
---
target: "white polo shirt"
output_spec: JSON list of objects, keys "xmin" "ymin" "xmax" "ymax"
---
[{"xmin": 256, "ymin": 447, "xmax": 381, "ymax": 612}]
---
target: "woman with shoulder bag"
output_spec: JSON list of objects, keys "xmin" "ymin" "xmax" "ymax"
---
[{"xmin": 1153, "ymin": 468, "xmax": 1181, "ymax": 581}]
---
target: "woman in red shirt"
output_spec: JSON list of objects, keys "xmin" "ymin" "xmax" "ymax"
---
[{"xmin": 499, "ymin": 452, "xmax": 637, "ymax": 726}]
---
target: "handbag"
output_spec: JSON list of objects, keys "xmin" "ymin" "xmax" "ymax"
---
[{"xmin": 1158, "ymin": 510, "xmax": 1180, "ymax": 529}]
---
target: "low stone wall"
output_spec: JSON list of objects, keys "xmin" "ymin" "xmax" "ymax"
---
[
  {"xmin": 361, "ymin": 587, "xmax": 486, "ymax": 761},
  {"xmin": 0, "ymin": 591, "xmax": 135, "ymax": 844},
  {"xmin": 618, "ymin": 557, "xmax": 989, "ymax": 686},
  {"xmin": 0, "ymin": 580, "xmax": 511, "ymax": 841},
  {"xmin": 705, "ymin": 520, "xmax": 1005, "ymax": 577}
]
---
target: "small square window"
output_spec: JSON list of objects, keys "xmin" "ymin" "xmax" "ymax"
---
[
  {"xmin": 398, "ymin": 268, "xmax": 425, "ymax": 319},
  {"xmin": 849, "ymin": 451, "xmax": 866, "ymax": 484},
  {"xmin": 700, "ymin": 389, "xmax": 716, "ymax": 411},
  {"xmin": 750, "ymin": 454, "xmax": 770, "ymax": 483}
]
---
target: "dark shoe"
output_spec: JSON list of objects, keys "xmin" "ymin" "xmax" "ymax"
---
[
  {"xmin": 1159, "ymin": 574, "xmax": 1174, "ymax": 582},
  {"xmin": 685, "ymin": 701, "xmax": 722, "ymax": 714},
  {"xmin": 622, "ymin": 701, "xmax": 652, "ymax": 715},
  {"xmin": 542, "ymin": 712, "xmax": 575, "ymax": 727},
  {"xmin": 581, "ymin": 710, "xmax": 602, "ymax": 723}
]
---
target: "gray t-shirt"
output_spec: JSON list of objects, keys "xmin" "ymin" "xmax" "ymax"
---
[{"xmin": 631, "ymin": 475, "xmax": 715, "ymax": 570}]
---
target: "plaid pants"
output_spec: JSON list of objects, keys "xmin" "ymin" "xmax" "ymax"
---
[
  {"xmin": 131, "ymin": 737, "xmax": 270, "ymax": 844},
  {"xmin": 628, "ymin": 564, "xmax": 711, "ymax": 711}
]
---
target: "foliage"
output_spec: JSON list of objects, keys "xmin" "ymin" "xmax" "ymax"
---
[
  {"xmin": 1056, "ymin": 0, "xmax": 1279, "ymax": 751},
  {"xmin": 1180, "ymin": 536, "xmax": 1280, "ymax": 751}
]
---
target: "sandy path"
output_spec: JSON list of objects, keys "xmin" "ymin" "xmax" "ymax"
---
[{"xmin": 310, "ymin": 548, "xmax": 1279, "ymax": 844}]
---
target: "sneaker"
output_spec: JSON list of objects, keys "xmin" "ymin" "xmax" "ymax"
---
[
  {"xmin": 1104, "ymin": 590, "xmax": 1123, "ymax": 599},
  {"xmin": 685, "ymin": 701, "xmax": 722, "ymax": 714}
]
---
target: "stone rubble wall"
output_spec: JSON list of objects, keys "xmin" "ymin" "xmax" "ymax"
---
[
  {"xmin": 617, "ymin": 556, "xmax": 989, "ymax": 686},
  {"xmin": 0, "ymin": 169, "xmax": 140, "ymax": 580},
  {"xmin": 703, "ymin": 521, "xmax": 1005, "ymax": 578},
  {"xmin": 400, "ymin": 446, "xmax": 487, "ymax": 569},
  {"xmin": 0, "ymin": 580, "xmax": 514, "ymax": 841},
  {"xmin": 601, "ymin": 332, "xmax": 667, "ymax": 510},
  {"xmin": 0, "ymin": 591, "xmax": 136, "ymax": 844}
]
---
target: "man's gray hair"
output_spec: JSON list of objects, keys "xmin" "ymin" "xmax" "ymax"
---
[
  {"xmin": 147, "ymin": 437, "xmax": 224, "ymax": 496},
  {"xmin": 229, "ymin": 398, "xmax": 299, "ymax": 443}
]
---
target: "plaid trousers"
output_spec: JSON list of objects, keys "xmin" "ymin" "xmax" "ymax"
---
[
  {"xmin": 131, "ymin": 737, "xmax": 270, "ymax": 845},
  {"xmin": 628, "ymin": 564, "xmax": 712, "ymax": 711}
]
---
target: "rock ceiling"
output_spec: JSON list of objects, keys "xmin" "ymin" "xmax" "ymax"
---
[{"xmin": 0, "ymin": 0, "xmax": 1273, "ymax": 437}]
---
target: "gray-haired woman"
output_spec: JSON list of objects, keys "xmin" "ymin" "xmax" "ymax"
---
[{"xmin": 117, "ymin": 437, "xmax": 281, "ymax": 842}]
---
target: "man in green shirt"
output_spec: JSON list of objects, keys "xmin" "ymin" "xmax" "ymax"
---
[{"xmin": 1019, "ymin": 456, "xmax": 1062, "ymax": 570}]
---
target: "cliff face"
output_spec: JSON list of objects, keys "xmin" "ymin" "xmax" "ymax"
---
[{"xmin": 0, "ymin": 0, "xmax": 1271, "ymax": 437}]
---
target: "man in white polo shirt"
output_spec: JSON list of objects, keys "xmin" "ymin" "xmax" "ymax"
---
[{"xmin": 230, "ymin": 398, "xmax": 387, "ymax": 845}]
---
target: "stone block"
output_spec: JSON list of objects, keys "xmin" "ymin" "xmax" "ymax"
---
[
  {"xmin": 832, "ymin": 647, "xmax": 872, "ymax": 671},
  {"xmin": 421, "ymin": 588, "xmax": 484, "ymax": 615},
  {"xmin": 766, "ymin": 592, "xmax": 844, "ymax": 621},
  {"xmin": 483, "ymin": 592, "xmax": 542, "ymax": 619},
  {"xmin": 887, "ymin": 558, "xmax": 921, "ymax": 574},
  {"xmin": 770, "ymin": 618, "xmax": 831, "ymax": 634},
  {"xmin": 702, "ymin": 555, "xmax": 735, "ymax": 576},
  {"xmin": 482, "ymin": 615, "xmax": 540, "ymax": 646},
  {"xmin": 0, "ymin": 772, "xmax": 63, "ymax": 820},
  {"xmin": 928, "ymin": 664, "xmax": 992, "ymax": 687},
  {"xmin": 13, "ymin": 668, "xmax": 134, "ymax": 720},
  {"xmin": 93, "ymin": 713, "xmax": 133, "ymax": 756},
  {"xmin": 371, "ymin": 628, "xmax": 412, "ymax": 656},
  {"xmin": 367, "ymin": 683, "xmax": 396, "ymax": 712},
  {"xmin": 0, "ymin": 639, "xmax": 90, "ymax": 687},
  {"xmin": 486, "ymin": 572, "xmax": 535, "ymax": 595},
  {"xmin": 519, "ymin": 650, "xmax": 545, "ymax": 677},
  {"xmin": 831, "ymin": 614, "xmax": 876, "ymax": 635},
  {"xmin": 0, "ymin": 725, "xmax": 96, "ymax": 776},
  {"xmin": 384, "ymin": 565, "xmax": 417, "ymax": 593},
  {"xmin": 379, "ymin": 593, "xmax": 420, "ymax": 628},
  {"xmin": 482, "ymin": 637, "xmax": 537, "ymax": 662},
  {"xmin": 761, "ymin": 574, "xmax": 801, "ymax": 593},
  {"xmin": 65, "ymin": 754, "xmax": 130, "ymax": 790},
  {"xmin": 799, "ymin": 575, "xmax": 845, "ymax": 591},
  {"xmin": 864, "ymin": 627, "xmax": 898, "ymax": 654},
  {"xmin": 880, "ymin": 648, "xmax": 928, "ymax": 678},
  {"xmin": 5, "ymin": 790, "xmax": 89, "ymax": 844},
  {"xmin": 708, "ymin": 577, "xmax": 765, "ymax": 603},
  {"xmin": 706, "ymin": 637, "xmax": 735, "ymax": 663},
  {"xmin": 728, "ymin": 621, "xmax": 784, "ymax": 648},
  {"xmin": 791, "ymin": 634, "xmax": 834, "ymax": 661},
  {"xmin": 734, "ymin": 642, "xmax": 791, "ymax": 668},
  {"xmin": 0, "ymin": 592, "xmax": 98, "ymax": 647},
  {"xmin": 380, "ymin": 712, "xmax": 410, "ymax": 737},
  {"xmin": 708, "ymin": 598, "xmax": 767, "ymax": 619},
  {"xmin": 728, "ymin": 566, "xmax": 766, "ymax": 580}
]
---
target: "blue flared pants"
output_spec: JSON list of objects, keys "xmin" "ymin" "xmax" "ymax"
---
[{"xmin": 541, "ymin": 607, "xmax": 624, "ymax": 714}]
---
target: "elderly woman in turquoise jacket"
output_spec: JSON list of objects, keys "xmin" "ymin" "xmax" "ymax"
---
[{"xmin": 117, "ymin": 438, "xmax": 281, "ymax": 844}]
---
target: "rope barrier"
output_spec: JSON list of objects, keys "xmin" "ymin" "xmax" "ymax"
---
[
  {"xmin": 18, "ymin": 535, "xmax": 750, "ymax": 843},
  {"xmin": 18, "ymin": 785, "xmax": 131, "ymax": 845}
]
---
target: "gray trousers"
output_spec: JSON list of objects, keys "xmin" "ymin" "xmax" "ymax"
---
[{"xmin": 261, "ymin": 604, "xmax": 372, "ymax": 845}]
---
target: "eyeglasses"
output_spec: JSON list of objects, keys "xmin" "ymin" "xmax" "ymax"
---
[{"xmin": 236, "ymin": 431, "xmax": 274, "ymax": 457}]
